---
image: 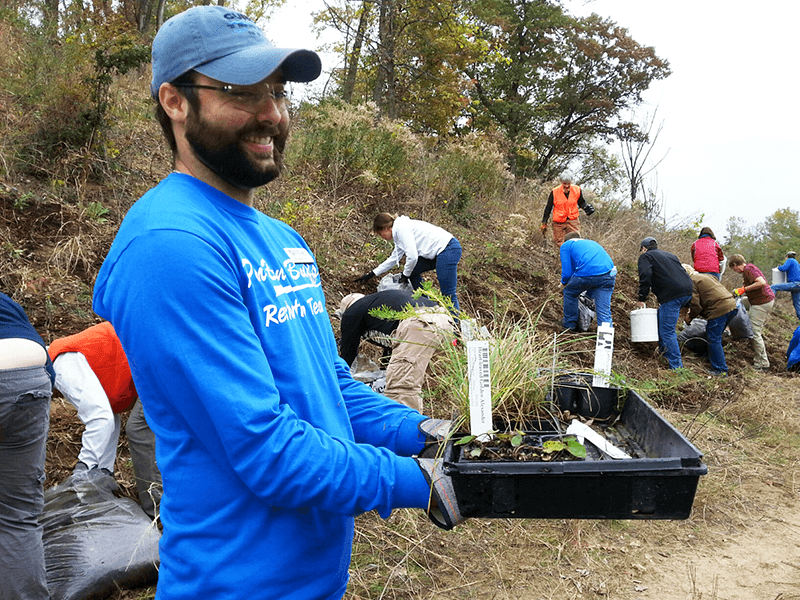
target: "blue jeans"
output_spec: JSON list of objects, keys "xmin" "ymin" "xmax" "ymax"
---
[
  {"xmin": 658, "ymin": 295, "xmax": 691, "ymax": 369},
  {"xmin": 0, "ymin": 365, "xmax": 52, "ymax": 600},
  {"xmin": 771, "ymin": 281, "xmax": 800, "ymax": 320},
  {"xmin": 562, "ymin": 270, "xmax": 616, "ymax": 329},
  {"xmin": 410, "ymin": 237, "xmax": 462, "ymax": 312},
  {"xmin": 705, "ymin": 308, "xmax": 738, "ymax": 373},
  {"xmin": 698, "ymin": 271, "xmax": 721, "ymax": 281}
]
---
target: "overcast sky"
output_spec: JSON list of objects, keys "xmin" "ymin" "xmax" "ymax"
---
[{"xmin": 267, "ymin": 0, "xmax": 800, "ymax": 240}]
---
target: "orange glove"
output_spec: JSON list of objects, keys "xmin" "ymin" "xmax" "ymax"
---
[
  {"xmin": 733, "ymin": 287, "xmax": 745, "ymax": 296},
  {"xmin": 540, "ymin": 223, "xmax": 547, "ymax": 236}
]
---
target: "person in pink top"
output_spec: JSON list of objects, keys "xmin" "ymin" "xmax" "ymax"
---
[{"xmin": 691, "ymin": 227, "xmax": 725, "ymax": 280}]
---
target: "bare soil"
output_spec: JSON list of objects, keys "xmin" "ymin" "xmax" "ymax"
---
[{"xmin": 3, "ymin": 171, "xmax": 799, "ymax": 599}]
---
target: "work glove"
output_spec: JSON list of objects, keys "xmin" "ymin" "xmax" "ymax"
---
[
  {"xmin": 583, "ymin": 203, "xmax": 596, "ymax": 216},
  {"xmin": 398, "ymin": 273, "xmax": 410, "ymax": 285},
  {"xmin": 415, "ymin": 458, "xmax": 466, "ymax": 530},
  {"xmin": 540, "ymin": 223, "xmax": 548, "ymax": 236},
  {"xmin": 417, "ymin": 418, "xmax": 452, "ymax": 458},
  {"xmin": 733, "ymin": 287, "xmax": 745, "ymax": 297},
  {"xmin": 355, "ymin": 271, "xmax": 375, "ymax": 283}
]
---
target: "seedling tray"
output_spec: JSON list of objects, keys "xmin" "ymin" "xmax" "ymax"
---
[{"xmin": 443, "ymin": 374, "xmax": 707, "ymax": 520}]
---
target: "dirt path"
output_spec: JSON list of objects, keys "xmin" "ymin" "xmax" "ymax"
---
[
  {"xmin": 626, "ymin": 496, "xmax": 800, "ymax": 599},
  {"xmin": 615, "ymin": 374, "xmax": 800, "ymax": 600}
]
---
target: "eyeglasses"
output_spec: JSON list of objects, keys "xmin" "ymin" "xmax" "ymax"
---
[{"xmin": 173, "ymin": 83, "xmax": 289, "ymax": 112}]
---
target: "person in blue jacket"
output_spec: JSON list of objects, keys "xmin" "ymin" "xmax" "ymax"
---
[
  {"xmin": 92, "ymin": 7, "xmax": 462, "ymax": 600},
  {"xmin": 0, "ymin": 292, "xmax": 54, "ymax": 600},
  {"xmin": 787, "ymin": 326, "xmax": 800, "ymax": 371},
  {"xmin": 772, "ymin": 250, "xmax": 800, "ymax": 320},
  {"xmin": 559, "ymin": 232, "xmax": 616, "ymax": 331}
]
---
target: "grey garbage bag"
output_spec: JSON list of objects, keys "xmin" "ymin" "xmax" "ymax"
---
[
  {"xmin": 678, "ymin": 318, "xmax": 708, "ymax": 355},
  {"xmin": 576, "ymin": 292, "xmax": 596, "ymax": 332},
  {"xmin": 43, "ymin": 469, "xmax": 160, "ymax": 600},
  {"xmin": 727, "ymin": 300, "xmax": 754, "ymax": 340},
  {"xmin": 376, "ymin": 273, "xmax": 414, "ymax": 293}
]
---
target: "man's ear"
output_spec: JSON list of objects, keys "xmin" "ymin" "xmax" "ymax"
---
[{"xmin": 159, "ymin": 83, "xmax": 190, "ymax": 123}]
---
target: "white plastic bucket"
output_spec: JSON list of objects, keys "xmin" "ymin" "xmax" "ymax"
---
[
  {"xmin": 630, "ymin": 308, "xmax": 659, "ymax": 342},
  {"xmin": 772, "ymin": 268, "xmax": 786, "ymax": 285}
]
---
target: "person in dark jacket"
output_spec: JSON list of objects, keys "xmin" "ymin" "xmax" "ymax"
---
[
  {"xmin": 336, "ymin": 290, "xmax": 453, "ymax": 412},
  {"xmin": 0, "ymin": 292, "xmax": 54, "ymax": 600},
  {"xmin": 637, "ymin": 237, "xmax": 693, "ymax": 369},
  {"xmin": 682, "ymin": 264, "xmax": 738, "ymax": 375}
]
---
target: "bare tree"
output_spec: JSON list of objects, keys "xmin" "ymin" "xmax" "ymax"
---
[{"xmin": 619, "ymin": 108, "xmax": 668, "ymax": 220}]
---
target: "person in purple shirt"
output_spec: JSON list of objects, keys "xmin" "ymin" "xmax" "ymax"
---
[{"xmin": 728, "ymin": 254, "xmax": 775, "ymax": 371}]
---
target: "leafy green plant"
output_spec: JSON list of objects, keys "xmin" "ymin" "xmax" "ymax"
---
[
  {"xmin": 83, "ymin": 201, "xmax": 109, "ymax": 223},
  {"xmin": 455, "ymin": 431, "xmax": 587, "ymax": 461},
  {"xmin": 13, "ymin": 192, "xmax": 34, "ymax": 210}
]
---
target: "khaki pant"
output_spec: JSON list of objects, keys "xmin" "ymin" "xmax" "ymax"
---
[
  {"xmin": 744, "ymin": 299, "xmax": 774, "ymax": 368},
  {"xmin": 384, "ymin": 312, "xmax": 454, "ymax": 412},
  {"xmin": 552, "ymin": 219, "xmax": 580, "ymax": 247}
]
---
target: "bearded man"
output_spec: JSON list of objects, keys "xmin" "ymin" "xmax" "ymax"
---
[{"xmin": 92, "ymin": 7, "xmax": 463, "ymax": 599}]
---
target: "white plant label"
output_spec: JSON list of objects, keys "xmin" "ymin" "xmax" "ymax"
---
[
  {"xmin": 467, "ymin": 340, "xmax": 493, "ymax": 439},
  {"xmin": 592, "ymin": 322, "xmax": 614, "ymax": 388}
]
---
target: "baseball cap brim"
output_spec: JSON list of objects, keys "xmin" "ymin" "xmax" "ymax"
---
[{"xmin": 194, "ymin": 46, "xmax": 322, "ymax": 86}]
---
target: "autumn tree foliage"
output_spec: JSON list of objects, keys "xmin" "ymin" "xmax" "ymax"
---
[{"xmin": 464, "ymin": 1, "xmax": 671, "ymax": 179}]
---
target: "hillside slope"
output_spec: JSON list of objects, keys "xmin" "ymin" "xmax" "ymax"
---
[{"xmin": 1, "ymin": 71, "xmax": 798, "ymax": 599}]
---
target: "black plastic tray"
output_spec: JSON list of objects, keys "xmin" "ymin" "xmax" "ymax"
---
[{"xmin": 443, "ymin": 374, "xmax": 708, "ymax": 520}]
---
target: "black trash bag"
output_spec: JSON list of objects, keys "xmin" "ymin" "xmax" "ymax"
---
[
  {"xmin": 728, "ymin": 301, "xmax": 754, "ymax": 340},
  {"xmin": 678, "ymin": 318, "xmax": 708, "ymax": 356},
  {"xmin": 43, "ymin": 469, "xmax": 160, "ymax": 600},
  {"xmin": 576, "ymin": 292, "xmax": 596, "ymax": 332}
]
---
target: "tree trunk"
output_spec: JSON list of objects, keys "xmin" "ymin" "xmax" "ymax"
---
[
  {"xmin": 156, "ymin": 0, "xmax": 166, "ymax": 30},
  {"xmin": 373, "ymin": 0, "xmax": 397, "ymax": 118},
  {"xmin": 343, "ymin": 0, "xmax": 371, "ymax": 103}
]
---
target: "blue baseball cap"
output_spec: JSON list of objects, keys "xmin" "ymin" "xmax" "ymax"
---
[{"xmin": 150, "ymin": 6, "xmax": 322, "ymax": 98}]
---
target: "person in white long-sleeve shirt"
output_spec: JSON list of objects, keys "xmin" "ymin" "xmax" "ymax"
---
[{"xmin": 357, "ymin": 213, "xmax": 462, "ymax": 311}]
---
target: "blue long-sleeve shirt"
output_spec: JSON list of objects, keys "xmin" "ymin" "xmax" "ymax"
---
[
  {"xmin": 559, "ymin": 238, "xmax": 614, "ymax": 285},
  {"xmin": 93, "ymin": 174, "xmax": 431, "ymax": 600},
  {"xmin": 778, "ymin": 257, "xmax": 800, "ymax": 282}
]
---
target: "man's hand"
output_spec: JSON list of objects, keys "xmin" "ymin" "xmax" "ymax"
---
[
  {"xmin": 354, "ymin": 272, "xmax": 375, "ymax": 283},
  {"xmin": 540, "ymin": 223, "xmax": 548, "ymax": 237},
  {"xmin": 418, "ymin": 418, "xmax": 452, "ymax": 458},
  {"xmin": 733, "ymin": 287, "xmax": 745, "ymax": 297},
  {"xmin": 398, "ymin": 274, "xmax": 410, "ymax": 285},
  {"xmin": 583, "ymin": 203, "xmax": 596, "ymax": 216},
  {"xmin": 415, "ymin": 458, "xmax": 466, "ymax": 530},
  {"xmin": 636, "ymin": 301, "xmax": 646, "ymax": 309}
]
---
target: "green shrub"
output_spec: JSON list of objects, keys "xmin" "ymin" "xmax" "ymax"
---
[{"xmin": 289, "ymin": 100, "xmax": 419, "ymax": 193}]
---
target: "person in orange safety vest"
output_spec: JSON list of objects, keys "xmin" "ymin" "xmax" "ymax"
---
[
  {"xmin": 48, "ymin": 321, "xmax": 162, "ymax": 517},
  {"xmin": 541, "ymin": 175, "xmax": 595, "ymax": 247}
]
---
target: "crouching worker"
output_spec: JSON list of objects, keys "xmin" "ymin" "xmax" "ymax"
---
[
  {"xmin": 337, "ymin": 290, "xmax": 455, "ymax": 413},
  {"xmin": 48, "ymin": 322, "xmax": 162, "ymax": 518},
  {"xmin": 559, "ymin": 232, "xmax": 616, "ymax": 331},
  {"xmin": 682, "ymin": 264, "xmax": 739, "ymax": 376}
]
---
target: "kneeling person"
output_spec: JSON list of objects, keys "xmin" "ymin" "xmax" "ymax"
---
[
  {"xmin": 682, "ymin": 264, "xmax": 738, "ymax": 376},
  {"xmin": 337, "ymin": 290, "xmax": 454, "ymax": 412}
]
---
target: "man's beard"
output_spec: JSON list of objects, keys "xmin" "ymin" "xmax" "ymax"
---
[{"xmin": 185, "ymin": 110, "xmax": 287, "ymax": 190}]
